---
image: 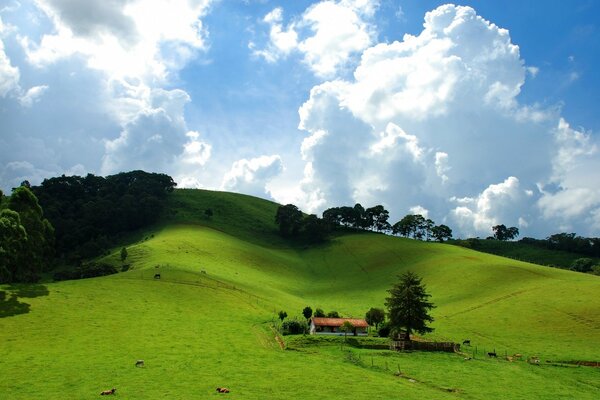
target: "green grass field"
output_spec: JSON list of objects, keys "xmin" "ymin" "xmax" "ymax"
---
[{"xmin": 1, "ymin": 189, "xmax": 599, "ymax": 399}]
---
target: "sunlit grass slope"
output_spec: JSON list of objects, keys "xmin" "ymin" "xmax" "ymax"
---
[{"xmin": 1, "ymin": 189, "xmax": 600, "ymax": 399}]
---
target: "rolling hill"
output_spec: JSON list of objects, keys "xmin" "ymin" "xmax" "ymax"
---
[{"xmin": 1, "ymin": 189, "xmax": 599, "ymax": 399}]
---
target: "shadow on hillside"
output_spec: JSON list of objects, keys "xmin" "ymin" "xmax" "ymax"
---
[{"xmin": 0, "ymin": 284, "xmax": 49, "ymax": 318}]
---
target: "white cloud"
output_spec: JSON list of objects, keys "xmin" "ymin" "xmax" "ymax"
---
[
  {"xmin": 101, "ymin": 88, "xmax": 212, "ymax": 183},
  {"xmin": 409, "ymin": 205, "xmax": 429, "ymax": 219},
  {"xmin": 537, "ymin": 119, "xmax": 600, "ymax": 227},
  {"xmin": 221, "ymin": 155, "xmax": 283, "ymax": 198},
  {"xmin": 18, "ymin": 84, "xmax": 49, "ymax": 107},
  {"xmin": 271, "ymin": 4, "xmax": 600, "ymax": 237},
  {"xmin": 0, "ymin": 36, "xmax": 20, "ymax": 97},
  {"xmin": 255, "ymin": 0, "xmax": 378, "ymax": 77},
  {"xmin": 449, "ymin": 177, "xmax": 526, "ymax": 236},
  {"xmin": 22, "ymin": 0, "xmax": 212, "ymax": 82}
]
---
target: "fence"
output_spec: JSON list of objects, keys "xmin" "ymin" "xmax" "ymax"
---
[{"xmin": 390, "ymin": 340, "xmax": 460, "ymax": 352}]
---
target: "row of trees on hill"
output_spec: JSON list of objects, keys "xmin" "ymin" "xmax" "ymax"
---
[
  {"xmin": 521, "ymin": 232, "xmax": 600, "ymax": 258},
  {"xmin": 275, "ymin": 203, "xmax": 453, "ymax": 242},
  {"xmin": 31, "ymin": 170, "xmax": 176, "ymax": 259},
  {"xmin": 0, "ymin": 186, "xmax": 55, "ymax": 283}
]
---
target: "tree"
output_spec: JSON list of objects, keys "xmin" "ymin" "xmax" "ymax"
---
[
  {"xmin": 204, "ymin": 208, "xmax": 213, "ymax": 219},
  {"xmin": 326, "ymin": 310, "xmax": 340, "ymax": 318},
  {"xmin": 8, "ymin": 186, "xmax": 54, "ymax": 281},
  {"xmin": 302, "ymin": 306, "xmax": 313, "ymax": 322},
  {"xmin": 570, "ymin": 258, "xmax": 595, "ymax": 273},
  {"xmin": 365, "ymin": 307, "xmax": 385, "ymax": 330},
  {"xmin": 302, "ymin": 214, "xmax": 330, "ymax": 243},
  {"xmin": 366, "ymin": 205, "xmax": 391, "ymax": 232},
  {"xmin": 275, "ymin": 204, "xmax": 303, "ymax": 237},
  {"xmin": 340, "ymin": 320, "xmax": 354, "ymax": 340},
  {"xmin": 385, "ymin": 271, "xmax": 435, "ymax": 341},
  {"xmin": 120, "ymin": 247, "xmax": 128, "ymax": 262},
  {"xmin": 0, "ymin": 209, "xmax": 28, "ymax": 283},
  {"xmin": 278, "ymin": 310, "xmax": 288, "ymax": 322},
  {"xmin": 431, "ymin": 224, "xmax": 453, "ymax": 242},
  {"xmin": 492, "ymin": 225, "xmax": 519, "ymax": 241},
  {"xmin": 314, "ymin": 308, "xmax": 325, "ymax": 317}
]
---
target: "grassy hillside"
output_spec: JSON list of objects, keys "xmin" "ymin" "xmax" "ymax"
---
[{"xmin": 1, "ymin": 189, "xmax": 600, "ymax": 399}]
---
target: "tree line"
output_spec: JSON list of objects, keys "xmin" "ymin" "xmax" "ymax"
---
[
  {"xmin": 1, "ymin": 171, "xmax": 176, "ymax": 283},
  {"xmin": 32, "ymin": 170, "xmax": 176, "ymax": 259},
  {"xmin": 275, "ymin": 202, "xmax": 453, "ymax": 242}
]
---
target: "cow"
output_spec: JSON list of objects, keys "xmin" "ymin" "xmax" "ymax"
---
[
  {"xmin": 100, "ymin": 388, "xmax": 116, "ymax": 395},
  {"xmin": 135, "ymin": 360, "xmax": 144, "ymax": 367},
  {"xmin": 216, "ymin": 387, "xmax": 230, "ymax": 393},
  {"xmin": 462, "ymin": 339, "xmax": 471, "ymax": 346},
  {"xmin": 154, "ymin": 273, "xmax": 161, "ymax": 279},
  {"xmin": 488, "ymin": 351, "xmax": 497, "ymax": 358}
]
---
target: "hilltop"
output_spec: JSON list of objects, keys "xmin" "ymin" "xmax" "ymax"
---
[{"xmin": 1, "ymin": 188, "xmax": 599, "ymax": 399}]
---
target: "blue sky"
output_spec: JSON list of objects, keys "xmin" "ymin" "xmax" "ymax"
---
[{"xmin": 1, "ymin": 0, "xmax": 600, "ymax": 238}]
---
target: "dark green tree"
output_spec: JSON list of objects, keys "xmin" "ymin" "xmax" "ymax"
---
[
  {"xmin": 120, "ymin": 247, "xmax": 128, "ymax": 262},
  {"xmin": 314, "ymin": 308, "xmax": 325, "ymax": 317},
  {"xmin": 365, "ymin": 307, "xmax": 385, "ymax": 329},
  {"xmin": 366, "ymin": 205, "xmax": 391, "ymax": 232},
  {"xmin": 0, "ymin": 209, "xmax": 28, "ymax": 283},
  {"xmin": 275, "ymin": 204, "xmax": 303, "ymax": 237},
  {"xmin": 570, "ymin": 258, "xmax": 595, "ymax": 273},
  {"xmin": 204, "ymin": 208, "xmax": 213, "ymax": 219},
  {"xmin": 8, "ymin": 186, "xmax": 54, "ymax": 281},
  {"xmin": 385, "ymin": 271, "xmax": 435, "ymax": 341},
  {"xmin": 278, "ymin": 310, "xmax": 288, "ymax": 322},
  {"xmin": 302, "ymin": 214, "xmax": 330, "ymax": 243},
  {"xmin": 302, "ymin": 306, "xmax": 313, "ymax": 322},
  {"xmin": 431, "ymin": 224, "xmax": 453, "ymax": 242},
  {"xmin": 492, "ymin": 224, "xmax": 519, "ymax": 241},
  {"xmin": 326, "ymin": 310, "xmax": 340, "ymax": 318}
]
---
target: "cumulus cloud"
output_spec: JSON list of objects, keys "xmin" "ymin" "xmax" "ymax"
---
[
  {"xmin": 537, "ymin": 119, "xmax": 600, "ymax": 229},
  {"xmin": 101, "ymin": 88, "xmax": 212, "ymax": 181},
  {"xmin": 449, "ymin": 177, "xmax": 528, "ymax": 236},
  {"xmin": 0, "ymin": 36, "xmax": 20, "ymax": 97},
  {"xmin": 18, "ymin": 85, "xmax": 49, "ymax": 107},
  {"xmin": 254, "ymin": 0, "xmax": 378, "ymax": 77},
  {"xmin": 21, "ymin": 0, "xmax": 212, "ymax": 82},
  {"xmin": 221, "ymin": 155, "xmax": 283, "ymax": 198},
  {"xmin": 271, "ymin": 4, "xmax": 600, "ymax": 237}
]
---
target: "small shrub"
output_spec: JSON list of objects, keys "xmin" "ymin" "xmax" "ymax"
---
[
  {"xmin": 282, "ymin": 320, "xmax": 308, "ymax": 335},
  {"xmin": 378, "ymin": 322, "xmax": 391, "ymax": 338}
]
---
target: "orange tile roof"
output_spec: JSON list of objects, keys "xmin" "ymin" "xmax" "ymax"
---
[{"xmin": 312, "ymin": 317, "xmax": 369, "ymax": 328}]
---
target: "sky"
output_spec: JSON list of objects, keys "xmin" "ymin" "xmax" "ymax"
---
[{"xmin": 1, "ymin": 0, "xmax": 600, "ymax": 239}]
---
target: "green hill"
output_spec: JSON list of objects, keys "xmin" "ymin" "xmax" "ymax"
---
[{"xmin": 1, "ymin": 189, "xmax": 599, "ymax": 399}]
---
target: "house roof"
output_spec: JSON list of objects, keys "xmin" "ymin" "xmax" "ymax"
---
[{"xmin": 311, "ymin": 317, "xmax": 369, "ymax": 328}]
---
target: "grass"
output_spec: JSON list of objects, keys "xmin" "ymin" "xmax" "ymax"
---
[{"xmin": 1, "ymin": 188, "xmax": 600, "ymax": 399}]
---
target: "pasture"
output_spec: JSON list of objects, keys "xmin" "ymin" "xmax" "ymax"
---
[{"xmin": 1, "ymin": 189, "xmax": 599, "ymax": 398}]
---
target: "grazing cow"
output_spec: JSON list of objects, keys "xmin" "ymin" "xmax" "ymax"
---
[
  {"xmin": 154, "ymin": 273, "xmax": 161, "ymax": 279},
  {"xmin": 216, "ymin": 387, "xmax": 230, "ymax": 393},
  {"xmin": 462, "ymin": 339, "xmax": 471, "ymax": 346},
  {"xmin": 135, "ymin": 360, "xmax": 144, "ymax": 367},
  {"xmin": 100, "ymin": 388, "xmax": 116, "ymax": 395},
  {"xmin": 488, "ymin": 351, "xmax": 497, "ymax": 358}
]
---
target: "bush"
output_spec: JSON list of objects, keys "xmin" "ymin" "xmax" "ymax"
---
[
  {"xmin": 282, "ymin": 320, "xmax": 308, "ymax": 335},
  {"xmin": 378, "ymin": 322, "xmax": 391, "ymax": 338},
  {"xmin": 570, "ymin": 258, "xmax": 595, "ymax": 273},
  {"xmin": 53, "ymin": 262, "xmax": 117, "ymax": 281}
]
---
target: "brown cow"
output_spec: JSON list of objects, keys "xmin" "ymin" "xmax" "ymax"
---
[
  {"xmin": 100, "ymin": 388, "xmax": 116, "ymax": 395},
  {"xmin": 216, "ymin": 387, "xmax": 230, "ymax": 393}
]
